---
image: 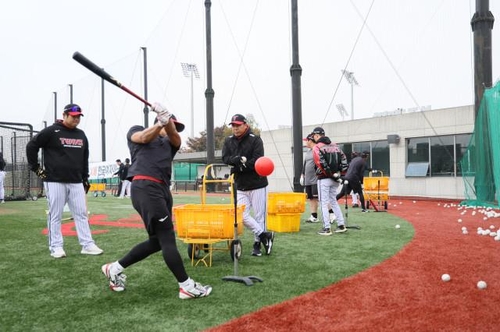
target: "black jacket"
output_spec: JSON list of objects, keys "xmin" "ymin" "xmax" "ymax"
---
[
  {"xmin": 222, "ymin": 128, "xmax": 268, "ymax": 191},
  {"xmin": 345, "ymin": 156, "xmax": 368, "ymax": 184},
  {"xmin": 26, "ymin": 121, "xmax": 89, "ymax": 183}
]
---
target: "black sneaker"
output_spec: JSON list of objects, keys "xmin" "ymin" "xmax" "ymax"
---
[
  {"xmin": 334, "ymin": 225, "xmax": 347, "ymax": 233},
  {"xmin": 259, "ymin": 232, "xmax": 274, "ymax": 255},
  {"xmin": 352, "ymin": 204, "xmax": 360, "ymax": 208},
  {"xmin": 361, "ymin": 209, "xmax": 368, "ymax": 213},
  {"xmin": 317, "ymin": 228, "xmax": 332, "ymax": 236},
  {"xmin": 251, "ymin": 242, "xmax": 262, "ymax": 257},
  {"xmin": 266, "ymin": 232, "xmax": 274, "ymax": 255}
]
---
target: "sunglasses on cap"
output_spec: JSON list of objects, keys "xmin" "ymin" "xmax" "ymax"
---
[{"xmin": 64, "ymin": 105, "xmax": 81, "ymax": 112}]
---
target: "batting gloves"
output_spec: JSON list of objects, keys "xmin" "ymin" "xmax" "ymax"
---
[
  {"xmin": 34, "ymin": 166, "xmax": 47, "ymax": 179},
  {"xmin": 152, "ymin": 103, "xmax": 172, "ymax": 126},
  {"xmin": 83, "ymin": 178, "xmax": 91, "ymax": 194}
]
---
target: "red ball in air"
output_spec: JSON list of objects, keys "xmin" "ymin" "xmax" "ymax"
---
[{"xmin": 255, "ymin": 156, "xmax": 274, "ymax": 176}]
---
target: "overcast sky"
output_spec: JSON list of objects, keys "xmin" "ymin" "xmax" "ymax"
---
[{"xmin": 1, "ymin": 0, "xmax": 498, "ymax": 163}]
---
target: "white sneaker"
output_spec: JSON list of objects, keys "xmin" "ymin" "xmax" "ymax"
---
[
  {"xmin": 0, "ymin": 200, "xmax": 5, "ymax": 204},
  {"xmin": 179, "ymin": 282, "xmax": 213, "ymax": 299},
  {"xmin": 81, "ymin": 243, "xmax": 104, "ymax": 255},
  {"xmin": 329, "ymin": 213, "xmax": 337, "ymax": 224},
  {"xmin": 101, "ymin": 263, "xmax": 127, "ymax": 292},
  {"xmin": 50, "ymin": 247, "xmax": 66, "ymax": 258},
  {"xmin": 306, "ymin": 216, "xmax": 319, "ymax": 223}
]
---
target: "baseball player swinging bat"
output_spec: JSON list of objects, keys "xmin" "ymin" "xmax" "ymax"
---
[{"xmin": 72, "ymin": 51, "xmax": 155, "ymax": 110}]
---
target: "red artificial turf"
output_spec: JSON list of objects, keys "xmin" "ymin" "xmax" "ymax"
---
[{"xmin": 208, "ymin": 199, "xmax": 500, "ymax": 331}]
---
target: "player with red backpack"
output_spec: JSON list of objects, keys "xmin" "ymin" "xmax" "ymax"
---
[{"xmin": 312, "ymin": 127, "xmax": 349, "ymax": 235}]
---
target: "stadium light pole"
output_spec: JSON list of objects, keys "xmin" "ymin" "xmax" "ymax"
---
[
  {"xmin": 68, "ymin": 84, "xmax": 73, "ymax": 103},
  {"xmin": 53, "ymin": 92, "xmax": 57, "ymax": 121},
  {"xmin": 181, "ymin": 63, "xmax": 200, "ymax": 138},
  {"xmin": 341, "ymin": 70, "xmax": 359, "ymax": 121}
]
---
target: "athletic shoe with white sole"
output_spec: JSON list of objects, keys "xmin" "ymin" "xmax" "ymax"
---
[
  {"xmin": 334, "ymin": 225, "xmax": 347, "ymax": 233},
  {"xmin": 252, "ymin": 242, "xmax": 262, "ymax": 257},
  {"xmin": 101, "ymin": 263, "xmax": 127, "ymax": 292},
  {"xmin": 50, "ymin": 247, "xmax": 66, "ymax": 258},
  {"xmin": 329, "ymin": 213, "xmax": 337, "ymax": 224},
  {"xmin": 81, "ymin": 244, "xmax": 104, "ymax": 255},
  {"xmin": 259, "ymin": 231, "xmax": 274, "ymax": 255},
  {"xmin": 179, "ymin": 282, "xmax": 212, "ymax": 299},
  {"xmin": 306, "ymin": 216, "xmax": 319, "ymax": 223},
  {"xmin": 317, "ymin": 228, "xmax": 332, "ymax": 236}
]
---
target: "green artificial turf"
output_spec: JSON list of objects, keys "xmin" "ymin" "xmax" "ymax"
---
[{"xmin": 0, "ymin": 193, "xmax": 413, "ymax": 331}]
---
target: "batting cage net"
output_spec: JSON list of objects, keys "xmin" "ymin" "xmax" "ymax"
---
[
  {"xmin": 0, "ymin": 122, "xmax": 42, "ymax": 201},
  {"xmin": 460, "ymin": 81, "xmax": 500, "ymax": 208}
]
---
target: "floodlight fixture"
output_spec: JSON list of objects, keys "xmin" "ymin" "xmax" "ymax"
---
[{"xmin": 341, "ymin": 69, "xmax": 359, "ymax": 120}]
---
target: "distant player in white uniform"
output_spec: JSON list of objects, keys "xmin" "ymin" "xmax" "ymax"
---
[{"xmin": 26, "ymin": 104, "xmax": 103, "ymax": 258}]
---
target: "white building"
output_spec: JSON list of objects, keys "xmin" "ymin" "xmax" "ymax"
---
[{"xmin": 263, "ymin": 105, "xmax": 474, "ymax": 199}]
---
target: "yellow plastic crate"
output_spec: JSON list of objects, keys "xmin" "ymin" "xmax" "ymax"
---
[
  {"xmin": 173, "ymin": 204, "xmax": 244, "ymax": 239},
  {"xmin": 267, "ymin": 192, "xmax": 307, "ymax": 214},
  {"xmin": 267, "ymin": 213, "xmax": 301, "ymax": 233}
]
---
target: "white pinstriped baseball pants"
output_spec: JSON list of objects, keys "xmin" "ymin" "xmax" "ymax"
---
[
  {"xmin": 237, "ymin": 186, "xmax": 268, "ymax": 242},
  {"xmin": 44, "ymin": 182, "xmax": 95, "ymax": 251},
  {"xmin": 0, "ymin": 171, "xmax": 5, "ymax": 200},
  {"xmin": 317, "ymin": 178, "xmax": 345, "ymax": 229}
]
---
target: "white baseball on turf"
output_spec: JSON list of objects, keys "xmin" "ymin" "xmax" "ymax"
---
[
  {"xmin": 441, "ymin": 274, "xmax": 451, "ymax": 282},
  {"xmin": 477, "ymin": 281, "xmax": 487, "ymax": 289},
  {"xmin": 395, "ymin": 224, "xmax": 400, "ymax": 229}
]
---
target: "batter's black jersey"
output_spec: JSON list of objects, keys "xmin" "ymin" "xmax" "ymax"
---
[
  {"xmin": 221, "ymin": 128, "xmax": 268, "ymax": 191},
  {"xmin": 344, "ymin": 156, "xmax": 367, "ymax": 184},
  {"xmin": 126, "ymin": 125, "xmax": 179, "ymax": 185},
  {"xmin": 26, "ymin": 121, "xmax": 89, "ymax": 183}
]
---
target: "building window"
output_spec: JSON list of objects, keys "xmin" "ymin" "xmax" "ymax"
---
[
  {"xmin": 339, "ymin": 140, "xmax": 390, "ymax": 176},
  {"xmin": 406, "ymin": 137, "xmax": 429, "ymax": 177},
  {"xmin": 406, "ymin": 134, "xmax": 471, "ymax": 177}
]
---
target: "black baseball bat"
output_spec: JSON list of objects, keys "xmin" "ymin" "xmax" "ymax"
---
[{"xmin": 72, "ymin": 51, "xmax": 153, "ymax": 109}]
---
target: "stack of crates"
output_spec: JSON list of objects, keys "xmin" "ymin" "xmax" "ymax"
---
[{"xmin": 267, "ymin": 192, "xmax": 307, "ymax": 232}]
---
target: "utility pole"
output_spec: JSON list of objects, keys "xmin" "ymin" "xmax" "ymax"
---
[
  {"xmin": 205, "ymin": 0, "xmax": 215, "ymax": 165},
  {"xmin": 290, "ymin": 0, "xmax": 303, "ymax": 193}
]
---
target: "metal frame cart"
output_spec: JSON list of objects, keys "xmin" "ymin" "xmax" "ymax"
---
[
  {"xmin": 172, "ymin": 164, "xmax": 244, "ymax": 267},
  {"xmin": 363, "ymin": 170, "xmax": 389, "ymax": 212}
]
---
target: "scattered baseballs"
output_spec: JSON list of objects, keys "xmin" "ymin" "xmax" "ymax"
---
[
  {"xmin": 458, "ymin": 219, "xmax": 462, "ymax": 223},
  {"xmin": 477, "ymin": 281, "xmax": 487, "ymax": 289},
  {"xmin": 395, "ymin": 224, "xmax": 401, "ymax": 229},
  {"xmin": 441, "ymin": 274, "xmax": 451, "ymax": 282}
]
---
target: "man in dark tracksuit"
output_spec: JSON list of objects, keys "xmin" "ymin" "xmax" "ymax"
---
[
  {"xmin": 222, "ymin": 113, "xmax": 274, "ymax": 257},
  {"xmin": 101, "ymin": 103, "xmax": 212, "ymax": 300},
  {"xmin": 336, "ymin": 151, "xmax": 370, "ymax": 212}
]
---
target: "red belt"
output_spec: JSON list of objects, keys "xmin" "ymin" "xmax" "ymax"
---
[{"xmin": 133, "ymin": 175, "xmax": 164, "ymax": 184}]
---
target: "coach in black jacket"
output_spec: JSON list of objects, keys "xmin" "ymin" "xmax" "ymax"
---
[{"xmin": 222, "ymin": 114, "xmax": 274, "ymax": 257}]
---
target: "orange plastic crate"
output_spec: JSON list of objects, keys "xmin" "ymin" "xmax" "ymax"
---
[
  {"xmin": 173, "ymin": 204, "xmax": 244, "ymax": 239},
  {"xmin": 267, "ymin": 192, "xmax": 307, "ymax": 214},
  {"xmin": 267, "ymin": 213, "xmax": 301, "ymax": 233}
]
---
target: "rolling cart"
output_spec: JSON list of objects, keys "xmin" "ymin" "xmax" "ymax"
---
[
  {"xmin": 172, "ymin": 164, "xmax": 244, "ymax": 267},
  {"xmin": 90, "ymin": 178, "xmax": 107, "ymax": 197},
  {"xmin": 363, "ymin": 170, "xmax": 389, "ymax": 211}
]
